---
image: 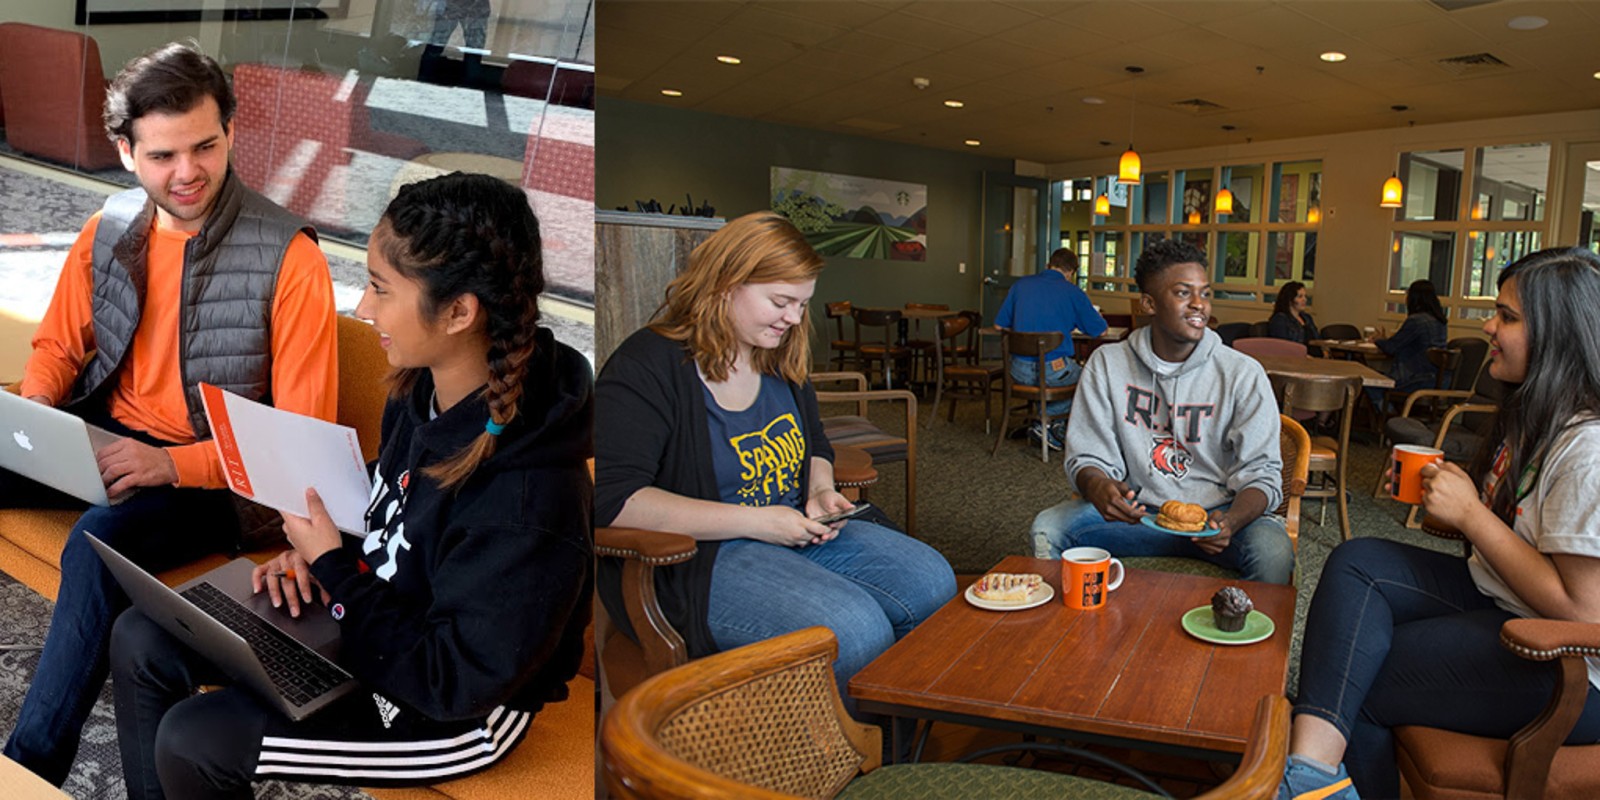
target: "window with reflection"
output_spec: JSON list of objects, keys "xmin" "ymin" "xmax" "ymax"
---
[
  {"xmin": 1219, "ymin": 164, "xmax": 1263, "ymax": 223},
  {"xmin": 1090, "ymin": 231, "xmax": 1124, "ymax": 292},
  {"xmin": 1465, "ymin": 230, "xmax": 1542, "ymax": 298},
  {"xmin": 1270, "ymin": 161, "xmax": 1322, "ymax": 223},
  {"xmin": 1130, "ymin": 171, "xmax": 1169, "ymax": 225},
  {"xmin": 1267, "ymin": 232, "xmax": 1316, "ymax": 286},
  {"xmin": 1390, "ymin": 232, "xmax": 1455, "ymax": 291},
  {"xmin": 1398, "ymin": 149, "xmax": 1463, "ymax": 222},
  {"xmin": 1472, "ymin": 143, "xmax": 1547, "ymax": 222},
  {"xmin": 1175, "ymin": 168, "xmax": 1212, "ymax": 225}
]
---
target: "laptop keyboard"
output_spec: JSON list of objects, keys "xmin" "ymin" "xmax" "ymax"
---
[{"xmin": 180, "ymin": 581, "xmax": 352, "ymax": 707}]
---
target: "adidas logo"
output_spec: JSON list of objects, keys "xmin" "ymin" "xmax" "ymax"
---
[{"xmin": 373, "ymin": 693, "xmax": 400, "ymax": 729}]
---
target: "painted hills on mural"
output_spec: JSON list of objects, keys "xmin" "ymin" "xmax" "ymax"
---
[{"xmin": 770, "ymin": 167, "xmax": 928, "ymax": 261}]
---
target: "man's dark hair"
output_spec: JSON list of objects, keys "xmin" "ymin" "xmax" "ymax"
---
[
  {"xmin": 104, "ymin": 42, "xmax": 235, "ymax": 145},
  {"xmin": 1134, "ymin": 238, "xmax": 1207, "ymax": 293},
  {"xmin": 1047, "ymin": 248, "xmax": 1078, "ymax": 272}
]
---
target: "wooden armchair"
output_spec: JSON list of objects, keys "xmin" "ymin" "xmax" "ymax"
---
[
  {"xmin": 594, "ymin": 527, "xmax": 698, "ymax": 700},
  {"xmin": 1395, "ymin": 617, "xmax": 1600, "ymax": 800},
  {"xmin": 1373, "ymin": 360, "xmax": 1505, "ymax": 527},
  {"xmin": 601, "ymin": 626, "xmax": 1292, "ymax": 800},
  {"xmin": 812, "ymin": 371, "xmax": 918, "ymax": 536}
]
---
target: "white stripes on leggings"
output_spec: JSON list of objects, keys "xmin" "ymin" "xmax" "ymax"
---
[{"xmin": 254, "ymin": 706, "xmax": 532, "ymax": 781}]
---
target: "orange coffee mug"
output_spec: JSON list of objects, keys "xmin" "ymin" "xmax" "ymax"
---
[
  {"xmin": 1392, "ymin": 444, "xmax": 1444, "ymax": 504},
  {"xmin": 1061, "ymin": 547, "xmax": 1125, "ymax": 611}
]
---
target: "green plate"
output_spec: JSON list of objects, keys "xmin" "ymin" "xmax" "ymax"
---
[{"xmin": 1180, "ymin": 606, "xmax": 1275, "ymax": 645}]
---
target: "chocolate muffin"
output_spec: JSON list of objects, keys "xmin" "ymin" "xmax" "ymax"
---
[{"xmin": 1211, "ymin": 586, "xmax": 1254, "ymax": 633}]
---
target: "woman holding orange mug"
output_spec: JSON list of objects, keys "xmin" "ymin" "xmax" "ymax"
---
[{"xmin": 1279, "ymin": 248, "xmax": 1600, "ymax": 800}]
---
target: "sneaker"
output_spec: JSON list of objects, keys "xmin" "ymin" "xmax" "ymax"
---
[
  {"xmin": 1277, "ymin": 755, "xmax": 1360, "ymax": 800},
  {"xmin": 1028, "ymin": 420, "xmax": 1064, "ymax": 451}
]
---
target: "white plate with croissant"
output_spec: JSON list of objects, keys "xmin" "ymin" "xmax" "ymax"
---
[{"xmin": 964, "ymin": 572, "xmax": 1054, "ymax": 611}]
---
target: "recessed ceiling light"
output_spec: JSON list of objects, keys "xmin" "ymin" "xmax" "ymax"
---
[
  {"xmin": 964, "ymin": 139, "xmax": 981, "ymax": 147},
  {"xmin": 716, "ymin": 55, "xmax": 741, "ymax": 65},
  {"xmin": 1320, "ymin": 51, "xmax": 1347, "ymax": 62},
  {"xmin": 1507, "ymin": 15, "xmax": 1548, "ymax": 30},
  {"xmin": 1082, "ymin": 96, "xmax": 1105, "ymax": 105},
  {"xmin": 944, "ymin": 99, "xmax": 965, "ymax": 108},
  {"xmin": 660, "ymin": 88, "xmax": 683, "ymax": 97}
]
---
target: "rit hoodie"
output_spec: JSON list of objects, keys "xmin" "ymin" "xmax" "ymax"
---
[
  {"xmin": 1063, "ymin": 326, "xmax": 1282, "ymax": 513},
  {"xmin": 309, "ymin": 327, "xmax": 594, "ymax": 723}
]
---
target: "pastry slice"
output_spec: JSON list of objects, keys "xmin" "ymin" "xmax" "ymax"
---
[{"xmin": 973, "ymin": 572, "xmax": 1044, "ymax": 603}]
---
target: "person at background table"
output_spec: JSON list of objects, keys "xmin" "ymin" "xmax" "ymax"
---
[
  {"xmin": 109, "ymin": 173, "xmax": 593, "ymax": 798},
  {"xmin": 1266, "ymin": 281, "xmax": 1317, "ymax": 345},
  {"xmin": 993, "ymin": 247, "xmax": 1107, "ymax": 451},
  {"xmin": 1029, "ymin": 239, "xmax": 1292, "ymax": 584},
  {"xmin": 595, "ymin": 211, "xmax": 954, "ymax": 720},
  {"xmin": 2, "ymin": 42, "xmax": 338, "ymax": 787},
  {"xmin": 1371, "ymin": 279, "xmax": 1448, "ymax": 409},
  {"xmin": 1279, "ymin": 247, "xmax": 1600, "ymax": 800}
]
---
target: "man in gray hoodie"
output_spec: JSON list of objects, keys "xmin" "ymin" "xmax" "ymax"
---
[{"xmin": 1030, "ymin": 239, "xmax": 1293, "ymax": 584}]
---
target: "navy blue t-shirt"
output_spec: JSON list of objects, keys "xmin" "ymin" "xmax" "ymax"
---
[{"xmin": 702, "ymin": 373, "xmax": 806, "ymax": 509}]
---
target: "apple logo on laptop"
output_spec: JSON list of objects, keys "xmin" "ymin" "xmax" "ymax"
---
[{"xmin": 11, "ymin": 431, "xmax": 32, "ymax": 452}]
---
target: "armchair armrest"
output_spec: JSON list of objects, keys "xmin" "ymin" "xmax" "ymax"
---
[
  {"xmin": 1499, "ymin": 617, "xmax": 1600, "ymax": 798},
  {"xmin": 1399, "ymin": 388, "xmax": 1472, "ymax": 418},
  {"xmin": 1430, "ymin": 402, "xmax": 1498, "ymax": 451},
  {"xmin": 811, "ymin": 371, "xmax": 867, "ymax": 391},
  {"xmin": 596, "ymin": 527, "xmax": 698, "ymax": 678}
]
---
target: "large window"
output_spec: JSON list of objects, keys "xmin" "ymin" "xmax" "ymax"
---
[
  {"xmin": 1089, "ymin": 159, "xmax": 1322, "ymax": 308},
  {"xmin": 1387, "ymin": 142, "xmax": 1549, "ymax": 319}
]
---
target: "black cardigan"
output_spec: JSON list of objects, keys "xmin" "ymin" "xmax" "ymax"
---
[{"xmin": 595, "ymin": 328, "xmax": 833, "ymax": 657}]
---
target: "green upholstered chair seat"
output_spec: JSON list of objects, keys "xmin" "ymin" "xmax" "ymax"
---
[
  {"xmin": 836, "ymin": 763, "xmax": 1155, "ymax": 799},
  {"xmin": 1122, "ymin": 556, "xmax": 1237, "ymax": 580}
]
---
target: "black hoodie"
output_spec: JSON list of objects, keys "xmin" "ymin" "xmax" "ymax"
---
[{"xmin": 309, "ymin": 327, "xmax": 593, "ymax": 722}]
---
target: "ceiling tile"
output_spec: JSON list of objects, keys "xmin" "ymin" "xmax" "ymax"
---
[{"xmin": 898, "ymin": 1, "xmax": 1048, "ymax": 36}]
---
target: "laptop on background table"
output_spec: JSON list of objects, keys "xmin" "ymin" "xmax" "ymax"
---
[
  {"xmin": 0, "ymin": 391, "xmax": 122, "ymax": 506},
  {"xmin": 87, "ymin": 536, "xmax": 357, "ymax": 721}
]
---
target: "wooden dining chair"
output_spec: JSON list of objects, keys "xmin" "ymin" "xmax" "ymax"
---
[
  {"xmin": 1319, "ymin": 323, "xmax": 1362, "ymax": 342},
  {"xmin": 601, "ymin": 625, "xmax": 1293, "ymax": 800},
  {"xmin": 1275, "ymin": 374, "xmax": 1361, "ymax": 541},
  {"xmin": 1395, "ymin": 616, "xmax": 1600, "ymax": 800},
  {"xmin": 851, "ymin": 308, "xmax": 910, "ymax": 390},
  {"xmin": 903, "ymin": 303, "xmax": 948, "ymax": 385},
  {"xmin": 825, "ymin": 301, "xmax": 859, "ymax": 372},
  {"xmin": 992, "ymin": 331, "xmax": 1073, "ymax": 463},
  {"xmin": 926, "ymin": 314, "xmax": 1001, "ymax": 432}
]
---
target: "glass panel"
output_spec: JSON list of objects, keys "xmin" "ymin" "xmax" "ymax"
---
[
  {"xmin": 1458, "ymin": 307, "xmax": 1496, "ymax": 321},
  {"xmin": 1389, "ymin": 232, "xmax": 1456, "ymax": 291},
  {"xmin": 1472, "ymin": 143, "xmax": 1548, "ymax": 222},
  {"xmin": 1177, "ymin": 230, "xmax": 1208, "ymax": 256},
  {"xmin": 1399, "ymin": 149, "xmax": 1464, "ymax": 221},
  {"xmin": 1219, "ymin": 164, "xmax": 1265, "ymax": 223},
  {"xmin": 1176, "ymin": 168, "xmax": 1213, "ymax": 225},
  {"xmin": 1217, "ymin": 231, "xmax": 1261, "ymax": 284},
  {"xmin": 1265, "ymin": 232, "xmax": 1316, "ymax": 286},
  {"xmin": 1090, "ymin": 231, "xmax": 1124, "ymax": 291},
  {"xmin": 1270, "ymin": 160, "xmax": 1322, "ymax": 222},
  {"xmin": 1092, "ymin": 175, "xmax": 1129, "ymax": 225},
  {"xmin": 1582, "ymin": 161, "xmax": 1600, "ymax": 253},
  {"xmin": 1464, "ymin": 230, "xmax": 1542, "ymax": 299},
  {"xmin": 1060, "ymin": 176, "xmax": 1095, "ymax": 253},
  {"xmin": 1130, "ymin": 171, "xmax": 1169, "ymax": 225}
]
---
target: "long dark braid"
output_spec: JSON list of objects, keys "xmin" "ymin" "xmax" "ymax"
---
[{"xmin": 377, "ymin": 172, "xmax": 545, "ymax": 489}]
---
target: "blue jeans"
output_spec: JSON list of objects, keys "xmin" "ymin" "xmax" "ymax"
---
[
  {"xmin": 706, "ymin": 520, "xmax": 955, "ymax": 717},
  {"xmin": 0, "ymin": 414, "xmax": 234, "ymax": 785},
  {"xmin": 1029, "ymin": 498, "xmax": 1294, "ymax": 584},
  {"xmin": 1296, "ymin": 538, "xmax": 1600, "ymax": 797},
  {"xmin": 1008, "ymin": 355, "xmax": 1081, "ymax": 417}
]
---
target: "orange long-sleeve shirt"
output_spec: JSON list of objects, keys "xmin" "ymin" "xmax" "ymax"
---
[{"xmin": 21, "ymin": 212, "xmax": 339, "ymax": 489}]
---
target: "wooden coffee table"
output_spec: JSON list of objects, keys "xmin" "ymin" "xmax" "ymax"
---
[{"xmin": 849, "ymin": 556, "xmax": 1294, "ymax": 762}]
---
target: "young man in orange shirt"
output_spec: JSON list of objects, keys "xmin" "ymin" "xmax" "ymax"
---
[{"xmin": 2, "ymin": 42, "xmax": 338, "ymax": 786}]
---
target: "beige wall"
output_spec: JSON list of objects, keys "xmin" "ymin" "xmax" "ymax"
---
[{"xmin": 1048, "ymin": 108, "xmax": 1600, "ymax": 341}]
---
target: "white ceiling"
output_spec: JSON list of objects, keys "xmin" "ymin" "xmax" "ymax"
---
[{"xmin": 597, "ymin": 0, "xmax": 1600, "ymax": 164}]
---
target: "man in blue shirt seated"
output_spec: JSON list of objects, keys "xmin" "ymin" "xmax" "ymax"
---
[{"xmin": 994, "ymin": 248, "xmax": 1108, "ymax": 450}]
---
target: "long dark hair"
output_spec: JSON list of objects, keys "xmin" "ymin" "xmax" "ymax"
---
[
  {"xmin": 1482, "ymin": 247, "xmax": 1600, "ymax": 522},
  {"xmin": 1273, "ymin": 281, "xmax": 1306, "ymax": 317},
  {"xmin": 377, "ymin": 172, "xmax": 545, "ymax": 489},
  {"xmin": 1405, "ymin": 279, "xmax": 1447, "ymax": 325}
]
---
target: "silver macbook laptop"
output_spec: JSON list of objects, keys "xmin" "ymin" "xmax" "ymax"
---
[
  {"xmin": 0, "ymin": 391, "xmax": 124, "ymax": 506},
  {"xmin": 88, "ymin": 535, "xmax": 357, "ymax": 721}
]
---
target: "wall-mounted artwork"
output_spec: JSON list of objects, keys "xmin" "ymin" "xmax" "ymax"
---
[{"xmin": 770, "ymin": 167, "xmax": 927, "ymax": 261}]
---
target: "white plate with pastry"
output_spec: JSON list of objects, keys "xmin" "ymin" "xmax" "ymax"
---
[{"xmin": 964, "ymin": 572, "xmax": 1055, "ymax": 611}]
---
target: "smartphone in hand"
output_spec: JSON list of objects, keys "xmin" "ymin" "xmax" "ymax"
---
[{"xmin": 813, "ymin": 502, "xmax": 874, "ymax": 525}]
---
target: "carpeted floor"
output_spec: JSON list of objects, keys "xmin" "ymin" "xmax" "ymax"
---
[{"xmin": 820, "ymin": 391, "xmax": 1461, "ymax": 698}]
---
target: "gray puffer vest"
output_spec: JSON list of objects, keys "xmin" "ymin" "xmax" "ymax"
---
[{"xmin": 68, "ymin": 173, "xmax": 316, "ymax": 439}]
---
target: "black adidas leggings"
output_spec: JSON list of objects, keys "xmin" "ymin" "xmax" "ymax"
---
[{"xmin": 109, "ymin": 609, "xmax": 532, "ymax": 800}]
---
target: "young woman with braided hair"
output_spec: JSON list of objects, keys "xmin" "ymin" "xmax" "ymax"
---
[{"xmin": 106, "ymin": 172, "xmax": 593, "ymax": 799}]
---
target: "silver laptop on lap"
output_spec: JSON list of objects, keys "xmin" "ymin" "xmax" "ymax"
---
[
  {"xmin": 0, "ymin": 391, "xmax": 123, "ymax": 506},
  {"xmin": 88, "ymin": 535, "xmax": 357, "ymax": 721}
]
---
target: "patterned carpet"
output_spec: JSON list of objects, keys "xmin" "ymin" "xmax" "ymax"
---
[{"xmin": 824, "ymin": 392, "xmax": 1460, "ymax": 697}]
